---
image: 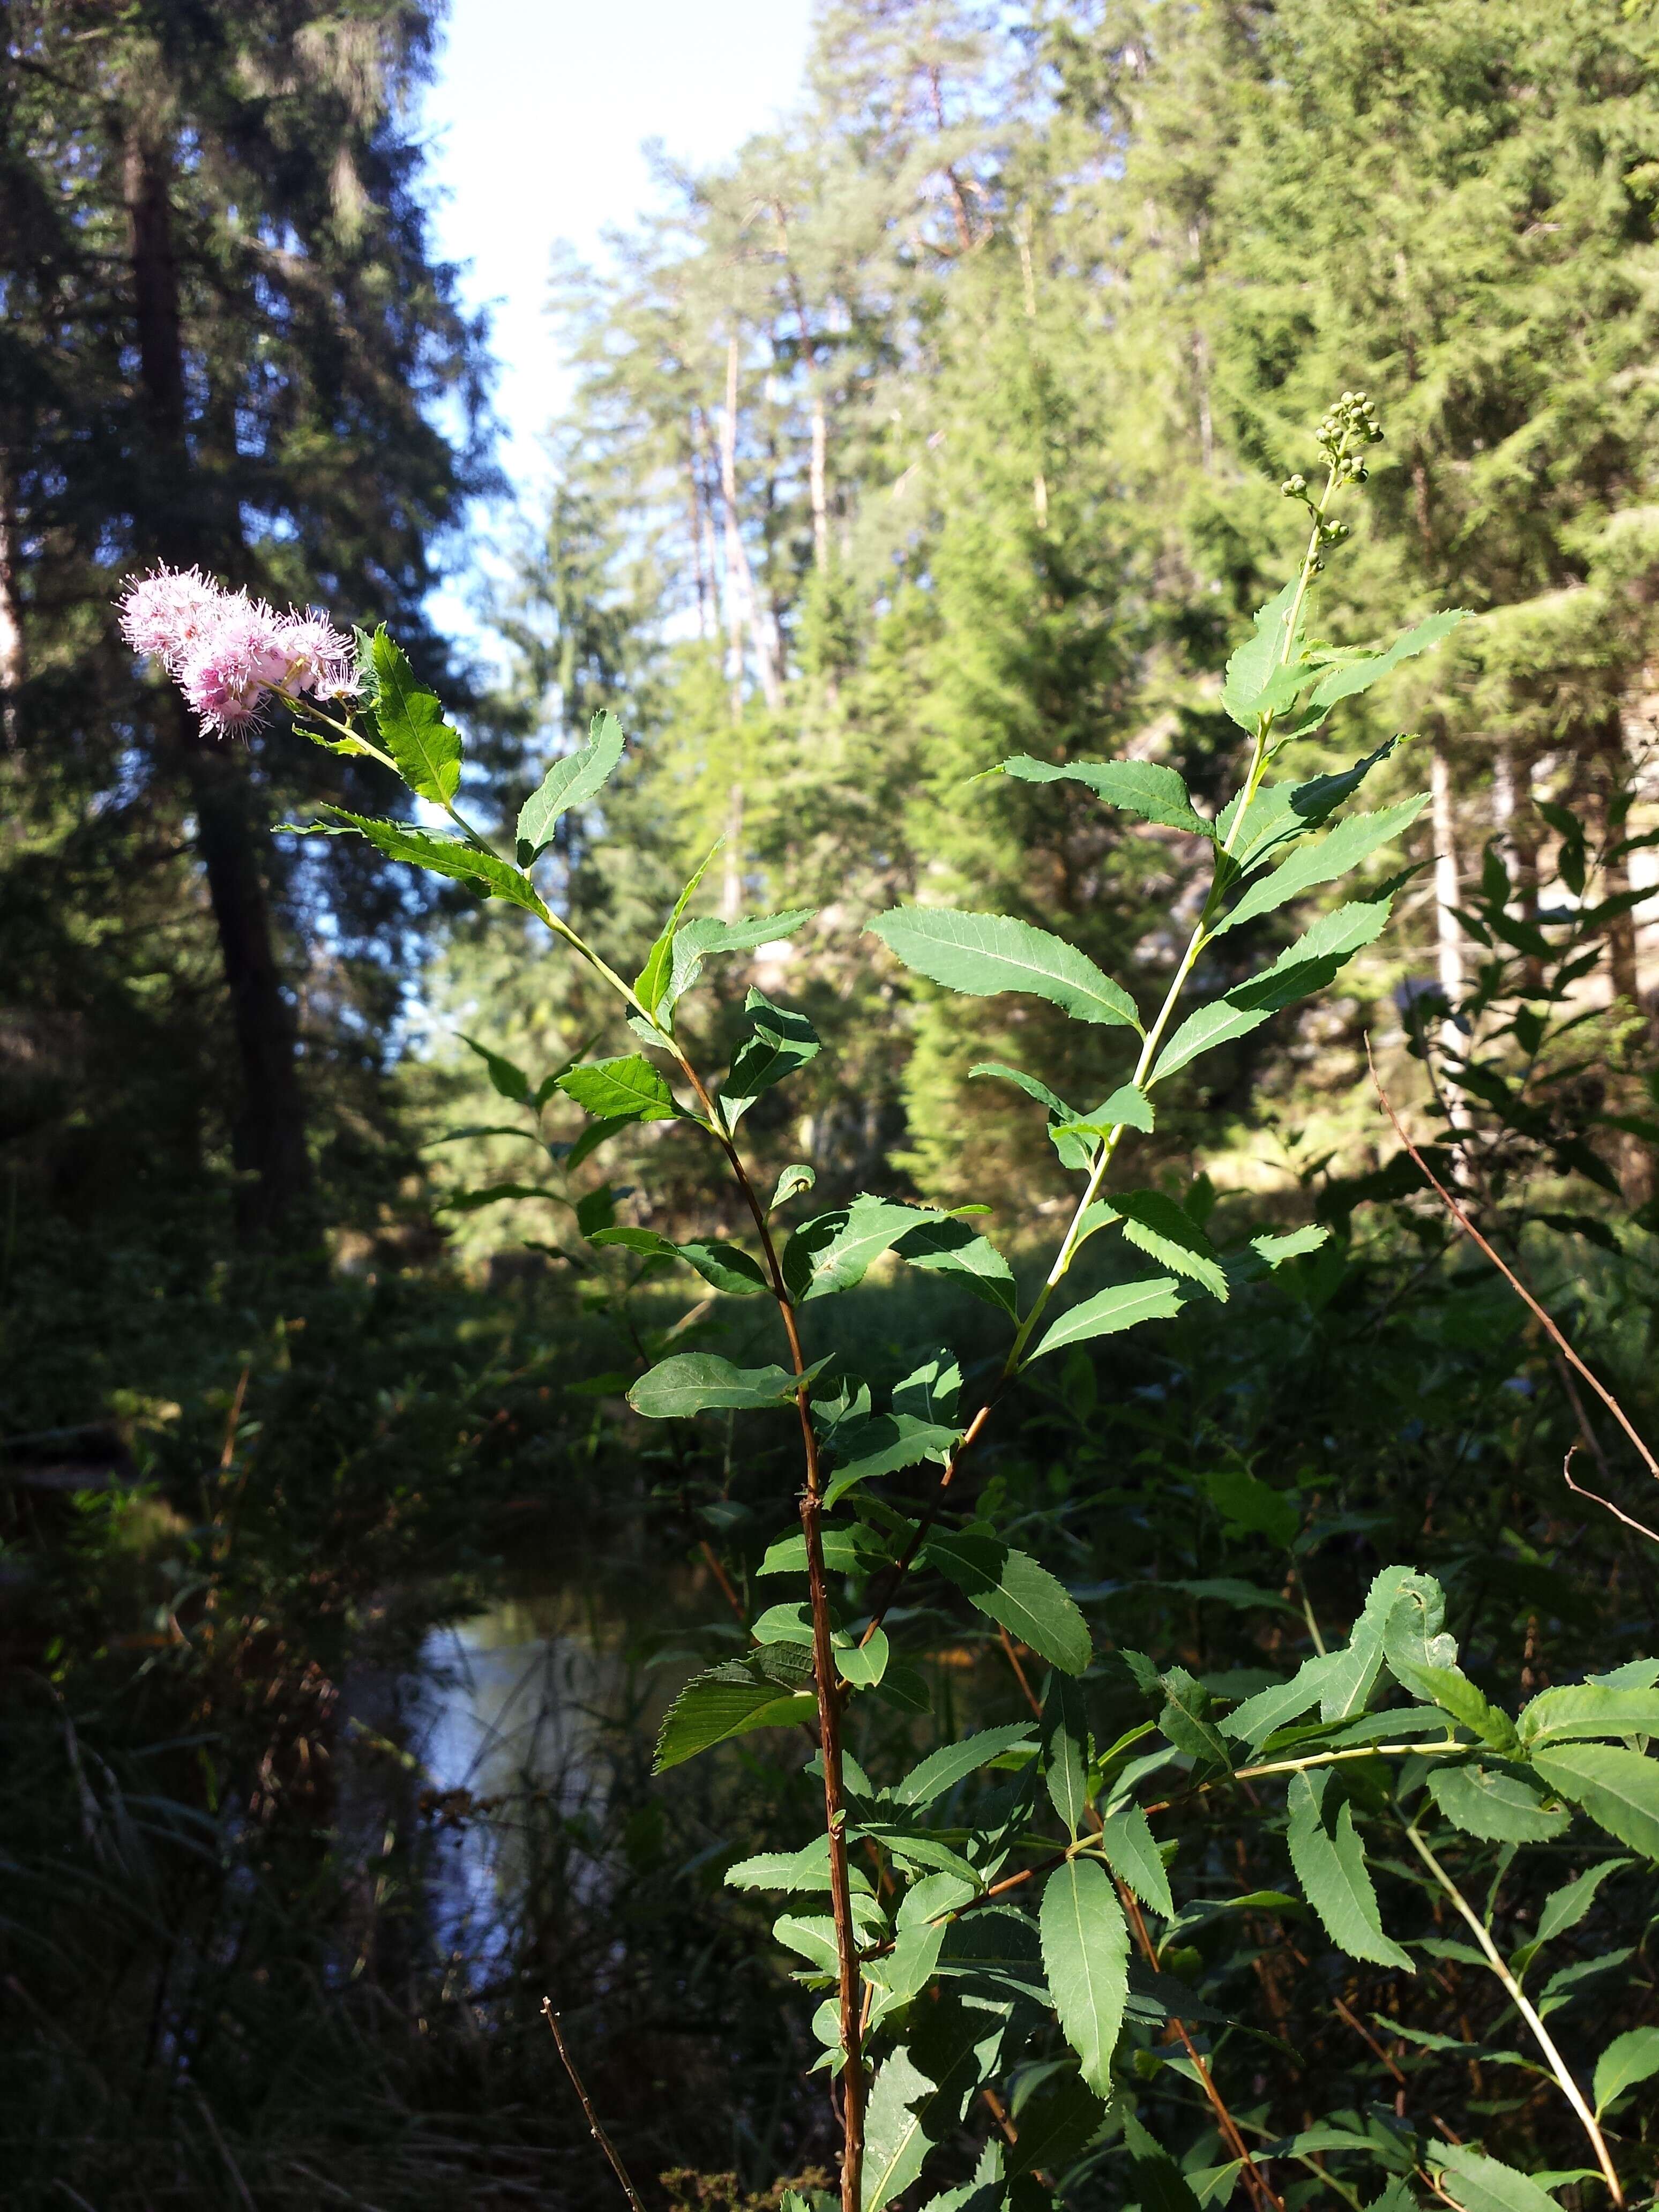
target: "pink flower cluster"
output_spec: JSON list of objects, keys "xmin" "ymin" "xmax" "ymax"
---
[{"xmin": 117, "ymin": 565, "xmax": 358, "ymax": 737}]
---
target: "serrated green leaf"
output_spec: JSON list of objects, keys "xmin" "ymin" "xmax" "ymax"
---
[
  {"xmin": 785, "ymin": 1194, "xmax": 936, "ymax": 1302},
  {"xmin": 922, "ymin": 1529, "xmax": 1092, "ymax": 1673},
  {"xmin": 769, "ymin": 1162, "xmax": 815, "ymax": 1211},
  {"xmin": 1518, "ymin": 1683, "xmax": 1659, "ymax": 1750},
  {"xmin": 1097, "ymin": 1800, "xmax": 1175, "ymax": 1922},
  {"xmin": 516, "ymin": 709, "xmax": 626, "ymax": 862},
  {"xmin": 886, "ymin": 1723, "xmax": 1037, "ymax": 1809},
  {"xmin": 628, "ymin": 1354, "xmax": 799, "ymax": 1419},
  {"xmin": 1287, "ymin": 1769, "xmax": 1414, "ymax": 1970},
  {"xmin": 1222, "ymin": 578, "xmax": 1302, "ymax": 729},
  {"xmin": 1530, "ymin": 1743, "xmax": 1659, "ymax": 1857},
  {"xmin": 1005, "ymin": 2067, "xmax": 1108, "ymax": 2177},
  {"xmin": 1532, "ymin": 1859, "xmax": 1630, "ymax": 1950},
  {"xmin": 589, "ymin": 1228, "xmax": 770, "ymax": 1297},
  {"xmin": 664, "ymin": 906, "xmax": 816, "ymax": 1009},
  {"xmin": 1154, "ymin": 900, "xmax": 1393, "ymax": 1082},
  {"xmin": 1320, "ymin": 1566, "xmax": 1446, "ymax": 1723},
  {"xmin": 894, "ymin": 1215, "xmax": 1018, "ymax": 1314},
  {"xmin": 1252, "ymin": 1222, "xmax": 1331, "ymax": 1267},
  {"xmin": 1159, "ymin": 1667, "xmax": 1232, "ymax": 1773},
  {"xmin": 722, "ymin": 990, "xmax": 821, "ymax": 1127},
  {"xmin": 653, "ymin": 1647, "xmax": 816, "ymax": 1770},
  {"xmin": 1042, "ymin": 1672, "xmax": 1090, "ymax": 1839},
  {"xmin": 455, "ymin": 1033, "xmax": 530, "ymax": 1104},
  {"xmin": 555, "ymin": 1054, "xmax": 679, "ymax": 1123},
  {"xmin": 1029, "ymin": 1277, "xmax": 1184, "ymax": 1362},
  {"xmin": 1040, "ymin": 1857, "xmax": 1131, "ymax": 2096},
  {"xmin": 1108, "ymin": 1191, "xmax": 1229, "ymax": 1302},
  {"xmin": 861, "ymin": 2000, "xmax": 1017, "ymax": 2212},
  {"xmin": 1217, "ymin": 741, "xmax": 1399, "ymax": 870},
  {"xmin": 1001, "ymin": 754, "xmax": 1214, "ymax": 837},
  {"xmin": 758, "ymin": 1522, "xmax": 893, "ymax": 1579},
  {"xmin": 1427, "ymin": 1763, "xmax": 1570, "ymax": 1843},
  {"xmin": 1384, "ymin": 1589, "xmax": 1518, "ymax": 1752},
  {"xmin": 968, "ymin": 1060, "xmax": 1076, "ymax": 1119},
  {"xmin": 370, "ymin": 629, "xmax": 461, "ymax": 804},
  {"xmin": 822, "ymin": 1413, "xmax": 958, "ymax": 1509},
  {"xmin": 1306, "ymin": 609, "xmax": 1467, "ymax": 710},
  {"xmin": 1214, "ymin": 799, "xmax": 1428, "ymax": 936},
  {"xmin": 635, "ymin": 845, "xmax": 719, "ymax": 1014},
  {"xmin": 1429, "ymin": 2145, "xmax": 1561, "ymax": 2212},
  {"xmin": 869, "ymin": 908, "xmax": 1141, "ymax": 1029},
  {"xmin": 305, "ymin": 810, "xmax": 550, "ymax": 918},
  {"xmin": 1593, "ymin": 2024, "xmax": 1659, "ymax": 2117}
]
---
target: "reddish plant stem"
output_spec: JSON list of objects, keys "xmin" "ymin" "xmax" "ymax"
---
[
  {"xmin": 668, "ymin": 1047, "xmax": 865, "ymax": 2212},
  {"xmin": 1116, "ymin": 1880, "xmax": 1284, "ymax": 2212},
  {"xmin": 1366, "ymin": 1039, "xmax": 1659, "ymax": 1544}
]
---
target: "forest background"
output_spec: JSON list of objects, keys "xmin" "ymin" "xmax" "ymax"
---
[{"xmin": 4, "ymin": 2, "xmax": 1659, "ymax": 2209}]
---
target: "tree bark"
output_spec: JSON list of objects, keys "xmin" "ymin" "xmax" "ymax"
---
[
  {"xmin": 1431, "ymin": 737, "xmax": 1472, "ymax": 1135},
  {"xmin": 124, "ymin": 121, "xmax": 313, "ymax": 1242},
  {"xmin": 0, "ymin": 450, "xmax": 23, "ymax": 747},
  {"xmin": 720, "ymin": 333, "xmax": 783, "ymax": 713}
]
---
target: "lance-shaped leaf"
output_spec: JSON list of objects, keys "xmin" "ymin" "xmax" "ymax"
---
[
  {"xmin": 1287, "ymin": 1769, "xmax": 1414, "ymax": 1970},
  {"xmin": 588, "ymin": 1227, "xmax": 769, "ymax": 1297},
  {"xmin": 869, "ymin": 908, "xmax": 1141, "ymax": 1029},
  {"xmin": 1104, "ymin": 1191, "xmax": 1228, "ymax": 1302},
  {"xmin": 758, "ymin": 1521, "xmax": 894, "ymax": 1579},
  {"xmin": 1530, "ymin": 1859, "xmax": 1629, "ymax": 1953},
  {"xmin": 861, "ymin": 1998, "xmax": 1019, "ymax": 2212},
  {"xmin": 1214, "ymin": 797, "xmax": 1428, "ymax": 935},
  {"xmin": 634, "ymin": 844, "xmax": 719, "ymax": 1015},
  {"xmin": 784, "ymin": 1194, "xmax": 937, "ymax": 1302},
  {"xmin": 653, "ymin": 1646, "xmax": 815, "ymax": 1770},
  {"xmin": 721, "ymin": 990, "xmax": 821, "ymax": 1127},
  {"xmin": 1001, "ymin": 754, "xmax": 1214, "ymax": 838},
  {"xmin": 1097, "ymin": 1801, "xmax": 1175, "ymax": 1922},
  {"xmin": 1222, "ymin": 577, "xmax": 1303, "ymax": 729},
  {"xmin": 1042, "ymin": 1672, "xmax": 1091, "ymax": 1839},
  {"xmin": 1217, "ymin": 740, "xmax": 1399, "ymax": 872},
  {"xmin": 1518, "ymin": 1682, "xmax": 1659, "ymax": 1750},
  {"xmin": 894, "ymin": 1215, "xmax": 1018, "ymax": 1314},
  {"xmin": 1040, "ymin": 1857, "xmax": 1131, "ymax": 2096},
  {"xmin": 556, "ymin": 1053, "xmax": 679, "ymax": 1123},
  {"xmin": 1594, "ymin": 2026, "xmax": 1659, "ymax": 2118},
  {"xmin": 725, "ymin": 1835, "xmax": 873, "ymax": 1895},
  {"xmin": 1305, "ymin": 608, "xmax": 1468, "ymax": 711},
  {"xmin": 1428, "ymin": 2145, "xmax": 1563, "ymax": 2212},
  {"xmin": 969, "ymin": 1060, "xmax": 1077, "ymax": 1119},
  {"xmin": 1159, "ymin": 1667, "xmax": 1232, "ymax": 1773},
  {"xmin": 369, "ymin": 629, "xmax": 461, "ymax": 804},
  {"xmin": 628, "ymin": 1353, "xmax": 800, "ymax": 1419},
  {"xmin": 664, "ymin": 907, "xmax": 817, "ymax": 1011},
  {"xmin": 922, "ymin": 1528, "xmax": 1092, "ymax": 1674},
  {"xmin": 822, "ymin": 1413, "xmax": 959, "ymax": 1509},
  {"xmin": 302, "ymin": 810, "xmax": 551, "ymax": 918},
  {"xmin": 1120, "ymin": 2114, "xmax": 1205, "ymax": 2212},
  {"xmin": 1427, "ymin": 1763, "xmax": 1570, "ymax": 1843},
  {"xmin": 885, "ymin": 1723, "xmax": 1038, "ymax": 1809},
  {"xmin": 1030, "ymin": 1277, "xmax": 1184, "ymax": 1362},
  {"xmin": 517, "ymin": 709, "xmax": 626, "ymax": 863},
  {"xmin": 1153, "ymin": 899, "xmax": 1393, "ymax": 1081},
  {"xmin": 1529, "ymin": 1743, "xmax": 1659, "ymax": 1858},
  {"xmin": 455, "ymin": 1033, "xmax": 531, "ymax": 1104},
  {"xmin": 1052, "ymin": 1084, "xmax": 1156, "ymax": 1148}
]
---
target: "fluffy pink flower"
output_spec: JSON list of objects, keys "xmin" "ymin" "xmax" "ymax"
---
[
  {"xmin": 116, "ymin": 564, "xmax": 360, "ymax": 736},
  {"xmin": 273, "ymin": 612, "xmax": 358, "ymax": 701},
  {"xmin": 116, "ymin": 566, "xmax": 227, "ymax": 675}
]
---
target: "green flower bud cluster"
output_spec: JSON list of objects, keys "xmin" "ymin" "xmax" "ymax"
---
[{"xmin": 1317, "ymin": 388, "xmax": 1384, "ymax": 482}]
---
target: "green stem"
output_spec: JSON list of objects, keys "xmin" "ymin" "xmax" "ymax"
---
[
  {"xmin": 1403, "ymin": 1822, "xmax": 1624, "ymax": 2207},
  {"xmin": 1003, "ymin": 458, "xmax": 1342, "ymax": 1374}
]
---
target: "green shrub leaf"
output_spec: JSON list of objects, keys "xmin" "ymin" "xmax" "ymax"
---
[
  {"xmin": 869, "ymin": 908, "xmax": 1141, "ymax": 1029},
  {"xmin": 1001, "ymin": 754, "xmax": 1214, "ymax": 838},
  {"xmin": 517, "ymin": 709, "xmax": 625, "ymax": 863},
  {"xmin": 1287, "ymin": 1769, "xmax": 1414, "ymax": 1970},
  {"xmin": 629, "ymin": 1354, "xmax": 800, "ymax": 1419},
  {"xmin": 1030, "ymin": 1277, "xmax": 1184, "ymax": 1361},
  {"xmin": 921, "ymin": 1529, "xmax": 1092, "ymax": 1673},
  {"xmin": 556, "ymin": 1054, "xmax": 679, "ymax": 1123},
  {"xmin": 1040, "ymin": 1856, "xmax": 1131, "ymax": 2096},
  {"xmin": 1530, "ymin": 1743, "xmax": 1659, "ymax": 1857}
]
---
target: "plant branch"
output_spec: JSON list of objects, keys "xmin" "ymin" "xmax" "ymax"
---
[
  {"xmin": 1401, "ymin": 1825, "xmax": 1624, "ymax": 2206},
  {"xmin": 1365, "ymin": 1040, "xmax": 1659, "ymax": 1544},
  {"xmin": 541, "ymin": 2001, "xmax": 648, "ymax": 2212}
]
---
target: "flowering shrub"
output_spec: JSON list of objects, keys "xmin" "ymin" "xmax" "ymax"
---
[{"xmin": 123, "ymin": 397, "xmax": 1659, "ymax": 2212}]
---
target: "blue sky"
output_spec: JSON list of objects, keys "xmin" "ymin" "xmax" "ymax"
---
[{"xmin": 423, "ymin": 0, "xmax": 816, "ymax": 490}]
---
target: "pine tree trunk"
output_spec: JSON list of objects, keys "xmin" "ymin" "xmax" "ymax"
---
[{"xmin": 124, "ymin": 123, "xmax": 313, "ymax": 1243}]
